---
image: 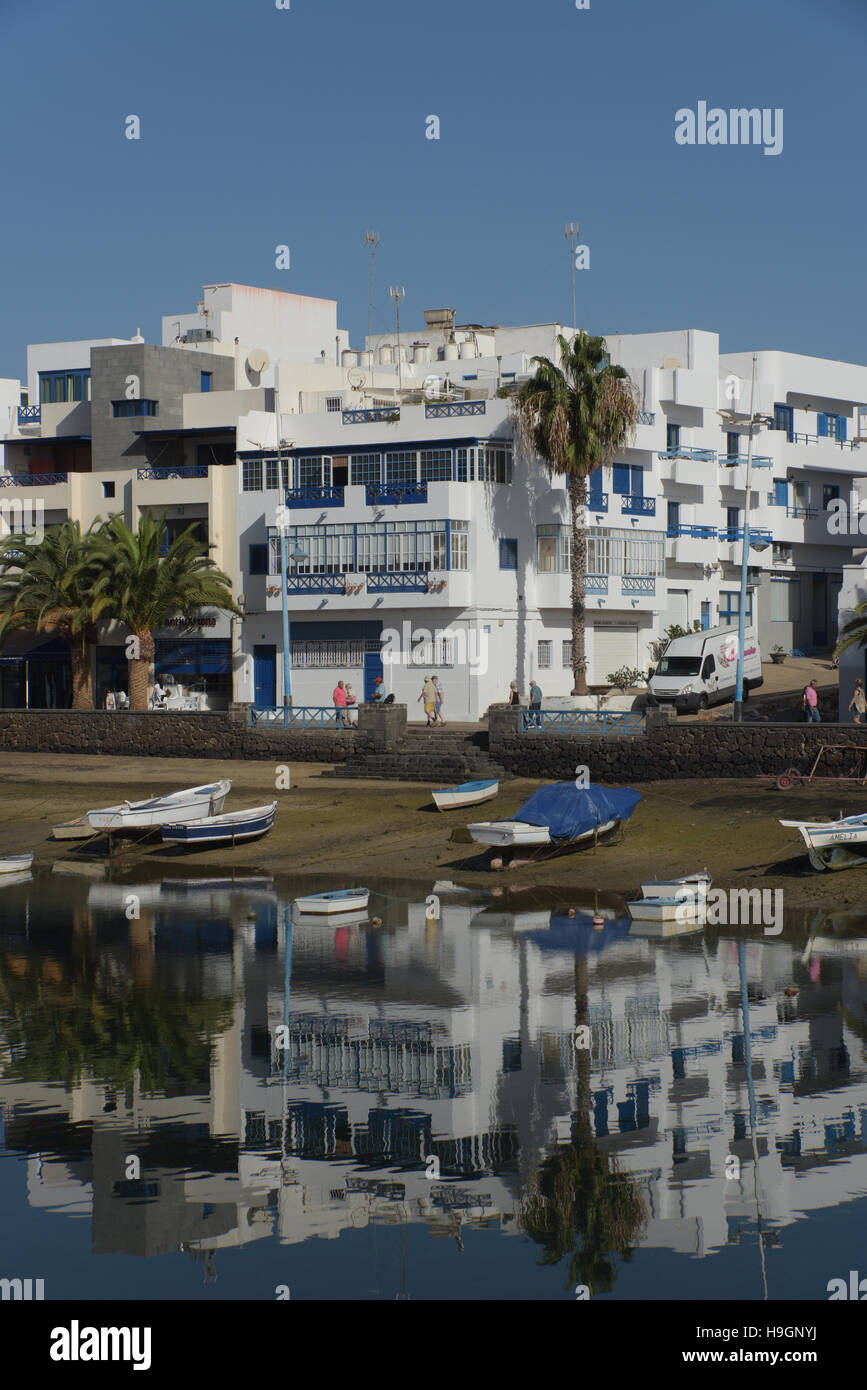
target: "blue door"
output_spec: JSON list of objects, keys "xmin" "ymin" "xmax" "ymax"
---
[
  {"xmin": 253, "ymin": 645, "xmax": 276, "ymax": 706},
  {"xmin": 363, "ymin": 650, "xmax": 383, "ymax": 701}
]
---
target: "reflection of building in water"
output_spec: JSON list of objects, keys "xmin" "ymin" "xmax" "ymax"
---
[{"xmin": 0, "ymin": 877, "xmax": 866, "ymax": 1277}]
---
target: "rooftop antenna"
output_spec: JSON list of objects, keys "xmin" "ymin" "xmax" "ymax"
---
[
  {"xmin": 364, "ymin": 231, "xmax": 380, "ymax": 350},
  {"xmin": 389, "ymin": 286, "xmax": 406, "ymax": 393},
  {"xmin": 565, "ymin": 222, "xmax": 578, "ymax": 335}
]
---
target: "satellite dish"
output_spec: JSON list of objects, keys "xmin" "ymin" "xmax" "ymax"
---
[
  {"xmin": 347, "ymin": 368, "xmax": 366, "ymax": 389},
  {"xmin": 246, "ymin": 348, "xmax": 270, "ymax": 374}
]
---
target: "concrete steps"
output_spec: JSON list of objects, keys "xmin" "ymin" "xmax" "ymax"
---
[{"xmin": 330, "ymin": 727, "xmax": 512, "ymax": 783}]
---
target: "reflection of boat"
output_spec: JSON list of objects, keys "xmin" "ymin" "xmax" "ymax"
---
[
  {"xmin": 627, "ymin": 896, "xmax": 700, "ymax": 923},
  {"xmin": 167, "ymin": 877, "xmax": 275, "ymax": 892},
  {"xmin": 87, "ymin": 882, "xmax": 164, "ymax": 909},
  {"xmin": 521, "ymin": 907, "xmax": 632, "ymax": 954},
  {"xmin": 640, "ymin": 872, "xmax": 710, "ymax": 899},
  {"xmin": 293, "ymin": 888, "xmax": 370, "ymax": 915},
  {"xmin": 0, "ymin": 870, "xmax": 33, "ymax": 888},
  {"xmin": 0, "ymin": 853, "xmax": 33, "ymax": 874},
  {"xmin": 468, "ymin": 784, "xmax": 641, "ymax": 852},
  {"xmin": 628, "ymin": 916, "xmax": 707, "ymax": 939},
  {"xmin": 432, "ymin": 779, "xmax": 498, "ymax": 812},
  {"xmin": 805, "ymin": 935, "xmax": 867, "ymax": 957},
  {"xmin": 161, "ymin": 802, "xmax": 277, "ymax": 845},
  {"xmin": 292, "ymin": 908, "xmax": 370, "ymax": 929},
  {"xmin": 52, "ymin": 818, "xmax": 93, "ymax": 841},
  {"xmin": 87, "ymin": 781, "xmax": 231, "ymax": 831}
]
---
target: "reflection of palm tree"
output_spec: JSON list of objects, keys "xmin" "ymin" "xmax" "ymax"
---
[{"xmin": 519, "ymin": 952, "xmax": 647, "ymax": 1291}]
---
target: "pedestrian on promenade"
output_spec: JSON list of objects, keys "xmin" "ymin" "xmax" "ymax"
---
[
  {"xmin": 345, "ymin": 682, "xmax": 358, "ymax": 725},
  {"xmin": 333, "ymin": 679, "xmax": 348, "ymax": 727},
  {"xmin": 848, "ymin": 678, "xmax": 867, "ymax": 724},
  {"xmin": 371, "ymin": 676, "xmax": 387, "ymax": 703},
  {"xmin": 432, "ymin": 676, "xmax": 446, "ymax": 725},
  {"xmin": 418, "ymin": 676, "xmax": 437, "ymax": 727},
  {"xmin": 116, "ymin": 689, "xmax": 129, "ymax": 710},
  {"xmin": 803, "ymin": 681, "xmax": 821, "ymax": 723},
  {"xmin": 528, "ymin": 679, "xmax": 543, "ymax": 728},
  {"xmin": 508, "ymin": 681, "xmax": 520, "ymax": 707}
]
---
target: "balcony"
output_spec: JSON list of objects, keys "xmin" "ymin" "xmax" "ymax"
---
[
  {"xmin": 0, "ymin": 472, "xmax": 67, "ymax": 488},
  {"xmin": 17, "ymin": 406, "xmax": 40, "ymax": 426},
  {"xmin": 666, "ymin": 524, "xmax": 717, "ymax": 539},
  {"xmin": 365, "ymin": 482, "xmax": 427, "ymax": 507},
  {"xmin": 718, "ymin": 456, "xmax": 772, "ymax": 469},
  {"xmin": 637, "ymin": 411, "xmax": 655, "ymax": 425},
  {"xmin": 585, "ymin": 575, "xmax": 608, "ymax": 594},
  {"xmin": 667, "ymin": 524, "xmax": 717, "ymax": 565},
  {"xmin": 658, "ymin": 446, "xmax": 716, "ymax": 462},
  {"xmin": 786, "ymin": 505, "xmax": 818, "ymax": 520},
  {"xmin": 285, "ymin": 485, "xmax": 344, "ymax": 508},
  {"xmin": 366, "ymin": 571, "xmax": 429, "ymax": 594},
  {"xmin": 620, "ymin": 495, "xmax": 655, "ymax": 517},
  {"xmin": 424, "ymin": 401, "xmax": 485, "ymax": 419},
  {"xmin": 285, "ymin": 574, "xmax": 349, "ymax": 595},
  {"xmin": 137, "ymin": 466, "xmax": 207, "ymax": 482},
  {"xmin": 586, "ymin": 493, "xmax": 608, "ymax": 513},
  {"xmin": 621, "ymin": 576, "xmax": 656, "ymax": 595},
  {"xmin": 718, "ymin": 527, "xmax": 773, "ymax": 546},
  {"xmin": 342, "ymin": 407, "xmax": 399, "ymax": 425}
]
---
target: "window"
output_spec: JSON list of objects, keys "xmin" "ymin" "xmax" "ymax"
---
[
  {"xmin": 774, "ymin": 479, "xmax": 788, "ymax": 507},
  {"xmin": 817, "ymin": 413, "xmax": 846, "ymax": 441},
  {"xmin": 385, "ymin": 452, "xmax": 417, "ymax": 487},
  {"xmin": 562, "ymin": 641, "xmax": 573, "ymax": 668},
  {"xmin": 666, "ymin": 423, "xmax": 680, "ymax": 452},
  {"xmin": 773, "ymin": 403, "xmax": 794, "ymax": 438},
  {"xmin": 725, "ymin": 506, "xmax": 740, "ymax": 538},
  {"xmin": 455, "ymin": 448, "xmax": 472, "ymax": 482},
  {"xmin": 771, "ymin": 577, "xmax": 800, "ymax": 621},
  {"xmin": 419, "ymin": 449, "xmax": 452, "ymax": 482},
  {"xmin": 154, "ymin": 638, "xmax": 232, "ymax": 702},
  {"xmin": 102, "ymin": 481, "xmax": 116, "ymax": 499},
  {"xmin": 39, "ymin": 370, "xmax": 91, "ymax": 404},
  {"xmin": 588, "ymin": 467, "xmax": 604, "ymax": 504},
  {"xmin": 772, "ymin": 542, "xmax": 792, "ymax": 564},
  {"xmin": 499, "ymin": 538, "xmax": 518, "ymax": 570},
  {"xmin": 613, "ymin": 462, "xmax": 643, "ymax": 497},
  {"xmin": 326, "ymin": 397, "xmax": 342, "ymax": 413},
  {"xmin": 537, "ymin": 524, "xmax": 665, "ymax": 577},
  {"xmin": 265, "ymin": 458, "xmax": 280, "ymax": 491},
  {"xmin": 719, "ymin": 590, "xmax": 753, "ymax": 625},
  {"xmin": 297, "ymin": 456, "xmax": 329, "ymax": 488},
  {"xmin": 537, "ymin": 530, "xmax": 559, "ymax": 572},
  {"xmin": 351, "ymin": 454, "xmax": 381, "ymax": 486},
  {"xmin": 112, "ymin": 399, "xmax": 158, "ymax": 417},
  {"xmin": 243, "ymin": 459, "xmax": 263, "ymax": 492},
  {"xmin": 291, "ymin": 640, "xmax": 364, "ymax": 669},
  {"xmin": 478, "ymin": 446, "xmax": 512, "ymax": 483},
  {"xmin": 823, "ymin": 483, "xmax": 840, "ymax": 509},
  {"xmin": 667, "ymin": 501, "xmax": 680, "ymax": 535},
  {"xmin": 248, "ymin": 544, "xmax": 269, "ymax": 574},
  {"xmin": 700, "ymin": 601, "xmax": 711, "ymax": 630},
  {"xmin": 201, "ymin": 372, "xmax": 212, "ymax": 393},
  {"xmin": 537, "ymin": 641, "xmax": 552, "ymax": 669},
  {"xmin": 726, "ymin": 432, "xmax": 739, "ymax": 459},
  {"xmin": 196, "ymin": 442, "xmax": 235, "ymax": 468},
  {"xmin": 450, "ymin": 521, "xmax": 469, "ymax": 570}
]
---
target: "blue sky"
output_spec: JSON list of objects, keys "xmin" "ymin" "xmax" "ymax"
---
[{"xmin": 1, "ymin": 0, "xmax": 865, "ymax": 379}]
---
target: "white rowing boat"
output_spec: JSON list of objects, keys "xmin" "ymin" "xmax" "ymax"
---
[
  {"xmin": 161, "ymin": 802, "xmax": 277, "ymax": 845},
  {"xmin": 467, "ymin": 820, "xmax": 553, "ymax": 848},
  {"xmin": 293, "ymin": 888, "xmax": 370, "ymax": 915},
  {"xmin": 87, "ymin": 781, "xmax": 231, "ymax": 832},
  {"xmin": 627, "ymin": 895, "xmax": 702, "ymax": 923},
  {"xmin": 0, "ymin": 852, "xmax": 34, "ymax": 875},
  {"xmin": 52, "ymin": 818, "xmax": 94, "ymax": 841},
  {"xmin": 780, "ymin": 812, "xmax": 867, "ymax": 852},
  {"xmin": 431, "ymin": 779, "xmax": 498, "ymax": 812},
  {"xmin": 639, "ymin": 872, "xmax": 711, "ymax": 899}
]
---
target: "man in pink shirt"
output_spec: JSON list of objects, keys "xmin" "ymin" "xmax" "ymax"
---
[
  {"xmin": 333, "ymin": 680, "xmax": 348, "ymax": 727},
  {"xmin": 803, "ymin": 681, "xmax": 820, "ymax": 723}
]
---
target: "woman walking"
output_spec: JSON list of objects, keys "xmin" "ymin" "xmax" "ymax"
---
[
  {"xmin": 848, "ymin": 678, "xmax": 867, "ymax": 724},
  {"xmin": 508, "ymin": 681, "xmax": 520, "ymax": 707},
  {"xmin": 432, "ymin": 676, "xmax": 446, "ymax": 725},
  {"xmin": 418, "ymin": 675, "xmax": 437, "ymax": 727}
]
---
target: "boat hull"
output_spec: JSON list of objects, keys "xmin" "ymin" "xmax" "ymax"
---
[
  {"xmin": 640, "ymin": 874, "xmax": 710, "ymax": 898},
  {"xmin": 88, "ymin": 781, "xmax": 231, "ymax": 831},
  {"xmin": 52, "ymin": 818, "xmax": 93, "ymax": 841},
  {"xmin": 432, "ymin": 780, "xmax": 498, "ymax": 812},
  {"xmin": 294, "ymin": 889, "xmax": 370, "ymax": 915},
  {"xmin": 161, "ymin": 803, "xmax": 277, "ymax": 845},
  {"xmin": 0, "ymin": 853, "xmax": 34, "ymax": 875},
  {"xmin": 627, "ymin": 897, "xmax": 699, "ymax": 923},
  {"xmin": 467, "ymin": 820, "xmax": 551, "ymax": 848}
]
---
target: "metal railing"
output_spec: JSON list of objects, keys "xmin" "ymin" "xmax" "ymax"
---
[
  {"xmin": 658, "ymin": 446, "xmax": 716, "ymax": 462},
  {"xmin": 249, "ymin": 705, "xmax": 346, "ymax": 729},
  {"xmin": 342, "ymin": 407, "xmax": 399, "ymax": 425},
  {"xmin": 666, "ymin": 523, "xmax": 717, "ymax": 538},
  {"xmin": 622, "ymin": 576, "xmax": 656, "ymax": 594},
  {"xmin": 424, "ymin": 400, "xmax": 485, "ymax": 418},
  {"xmin": 585, "ymin": 575, "xmax": 608, "ymax": 594},
  {"xmin": 0, "ymin": 472, "xmax": 67, "ymax": 487},
  {"xmin": 785, "ymin": 430, "xmax": 858, "ymax": 450},
  {"xmin": 137, "ymin": 466, "xmax": 207, "ymax": 481},
  {"xmin": 366, "ymin": 571, "xmax": 429, "ymax": 593},
  {"xmin": 285, "ymin": 574, "xmax": 348, "ymax": 594},
  {"xmin": 587, "ymin": 493, "xmax": 609, "ymax": 512},
  {"xmin": 285, "ymin": 485, "xmax": 344, "ymax": 507},
  {"xmin": 637, "ymin": 411, "xmax": 655, "ymax": 425},
  {"xmin": 719, "ymin": 456, "xmax": 773, "ymax": 469},
  {"xmin": 621, "ymin": 495, "xmax": 655, "ymax": 516},
  {"xmin": 786, "ymin": 505, "xmax": 818, "ymax": 519},
  {"xmin": 365, "ymin": 482, "xmax": 427, "ymax": 506},
  {"xmin": 521, "ymin": 709, "xmax": 646, "ymax": 735},
  {"xmin": 17, "ymin": 406, "xmax": 41, "ymax": 424},
  {"xmin": 718, "ymin": 527, "xmax": 773, "ymax": 544}
]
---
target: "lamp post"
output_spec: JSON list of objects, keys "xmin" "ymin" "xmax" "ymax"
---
[
  {"xmin": 280, "ymin": 533, "xmax": 307, "ymax": 707},
  {"xmin": 731, "ymin": 354, "xmax": 773, "ymax": 723}
]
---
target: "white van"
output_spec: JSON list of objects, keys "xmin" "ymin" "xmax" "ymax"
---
[{"xmin": 649, "ymin": 624, "xmax": 763, "ymax": 712}]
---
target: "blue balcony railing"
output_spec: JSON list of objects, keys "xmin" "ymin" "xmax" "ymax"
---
[
  {"xmin": 17, "ymin": 405, "xmax": 40, "ymax": 425},
  {"xmin": 520, "ymin": 709, "xmax": 645, "ymax": 736},
  {"xmin": 585, "ymin": 575, "xmax": 608, "ymax": 594},
  {"xmin": 621, "ymin": 495, "xmax": 655, "ymax": 516},
  {"xmin": 785, "ymin": 430, "xmax": 858, "ymax": 451},
  {"xmin": 667, "ymin": 524, "xmax": 717, "ymax": 539},
  {"xmin": 342, "ymin": 407, "xmax": 399, "ymax": 425},
  {"xmin": 366, "ymin": 571, "xmax": 429, "ymax": 593},
  {"xmin": 719, "ymin": 456, "xmax": 773, "ymax": 469},
  {"xmin": 424, "ymin": 400, "xmax": 485, "ymax": 419},
  {"xmin": 137, "ymin": 466, "xmax": 207, "ymax": 481},
  {"xmin": 658, "ymin": 446, "xmax": 716, "ymax": 462},
  {"xmin": 622, "ymin": 576, "xmax": 656, "ymax": 595},
  {"xmin": 718, "ymin": 527, "xmax": 773, "ymax": 545},
  {"xmin": 365, "ymin": 482, "xmax": 427, "ymax": 507},
  {"xmin": 285, "ymin": 485, "xmax": 344, "ymax": 508},
  {"xmin": 637, "ymin": 411, "xmax": 655, "ymax": 425},
  {"xmin": 249, "ymin": 705, "xmax": 344, "ymax": 730},
  {"xmin": 786, "ymin": 505, "xmax": 818, "ymax": 519},
  {"xmin": 285, "ymin": 574, "xmax": 348, "ymax": 594},
  {"xmin": 0, "ymin": 472, "xmax": 67, "ymax": 488},
  {"xmin": 587, "ymin": 493, "xmax": 608, "ymax": 512}
]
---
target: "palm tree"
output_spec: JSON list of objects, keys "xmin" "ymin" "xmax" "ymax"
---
[
  {"xmin": 0, "ymin": 519, "xmax": 109, "ymax": 709},
  {"xmin": 836, "ymin": 602, "xmax": 867, "ymax": 662},
  {"xmin": 90, "ymin": 513, "xmax": 241, "ymax": 710},
  {"xmin": 516, "ymin": 332, "xmax": 640, "ymax": 695}
]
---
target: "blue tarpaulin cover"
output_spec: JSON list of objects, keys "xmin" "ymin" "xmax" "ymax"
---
[
  {"xmin": 524, "ymin": 910, "xmax": 633, "ymax": 955},
  {"xmin": 513, "ymin": 783, "xmax": 642, "ymax": 844}
]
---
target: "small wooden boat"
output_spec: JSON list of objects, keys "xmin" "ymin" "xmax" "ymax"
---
[
  {"xmin": 0, "ymin": 869, "xmax": 33, "ymax": 888},
  {"xmin": 52, "ymin": 817, "xmax": 94, "ymax": 841},
  {"xmin": 640, "ymin": 871, "xmax": 710, "ymax": 899},
  {"xmin": 293, "ymin": 888, "xmax": 370, "ymax": 915},
  {"xmin": 432, "ymin": 779, "xmax": 498, "ymax": 812},
  {"xmin": 161, "ymin": 802, "xmax": 277, "ymax": 846},
  {"xmin": 780, "ymin": 812, "xmax": 867, "ymax": 852},
  {"xmin": 627, "ymin": 895, "xmax": 701, "ymax": 923},
  {"xmin": 467, "ymin": 820, "xmax": 552, "ymax": 848},
  {"xmin": 0, "ymin": 852, "xmax": 34, "ymax": 875},
  {"xmin": 87, "ymin": 781, "xmax": 231, "ymax": 832}
]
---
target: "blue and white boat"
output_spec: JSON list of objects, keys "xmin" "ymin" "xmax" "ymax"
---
[
  {"xmin": 0, "ymin": 852, "xmax": 34, "ymax": 875},
  {"xmin": 160, "ymin": 802, "xmax": 277, "ymax": 846},
  {"xmin": 293, "ymin": 887, "xmax": 370, "ymax": 915},
  {"xmin": 431, "ymin": 779, "xmax": 498, "ymax": 812},
  {"xmin": 468, "ymin": 783, "xmax": 641, "ymax": 850}
]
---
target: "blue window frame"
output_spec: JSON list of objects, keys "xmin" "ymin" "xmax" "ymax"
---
[
  {"xmin": 248, "ymin": 544, "xmax": 269, "ymax": 574},
  {"xmin": 726, "ymin": 506, "xmax": 740, "ymax": 536},
  {"xmin": 499, "ymin": 538, "xmax": 518, "ymax": 570},
  {"xmin": 818, "ymin": 413, "xmax": 846, "ymax": 441},
  {"xmin": 201, "ymin": 372, "xmax": 212, "ymax": 393},
  {"xmin": 666, "ymin": 423, "xmax": 680, "ymax": 451},
  {"xmin": 719, "ymin": 590, "xmax": 753, "ymax": 625},
  {"xmin": 726, "ymin": 432, "xmax": 739, "ymax": 459},
  {"xmin": 39, "ymin": 369, "xmax": 91, "ymax": 404},
  {"xmin": 823, "ymin": 483, "xmax": 840, "ymax": 509},
  {"xmin": 112, "ymin": 399, "xmax": 158, "ymax": 417},
  {"xmin": 385, "ymin": 452, "xmax": 417, "ymax": 486},
  {"xmin": 588, "ymin": 467, "xmax": 604, "ymax": 504},
  {"xmin": 667, "ymin": 501, "xmax": 680, "ymax": 535},
  {"xmin": 774, "ymin": 479, "xmax": 788, "ymax": 507},
  {"xmin": 773, "ymin": 404, "xmax": 793, "ymax": 438}
]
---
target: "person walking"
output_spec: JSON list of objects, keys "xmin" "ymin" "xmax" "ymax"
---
[
  {"xmin": 803, "ymin": 681, "xmax": 821, "ymax": 723},
  {"xmin": 333, "ymin": 679, "xmax": 348, "ymax": 728},
  {"xmin": 528, "ymin": 678, "xmax": 543, "ymax": 728},
  {"xmin": 418, "ymin": 675, "xmax": 437, "ymax": 727},
  {"xmin": 508, "ymin": 681, "xmax": 521, "ymax": 707},
  {"xmin": 848, "ymin": 678, "xmax": 867, "ymax": 724},
  {"xmin": 345, "ymin": 682, "xmax": 358, "ymax": 725},
  {"xmin": 432, "ymin": 675, "xmax": 446, "ymax": 725},
  {"xmin": 371, "ymin": 676, "xmax": 387, "ymax": 703}
]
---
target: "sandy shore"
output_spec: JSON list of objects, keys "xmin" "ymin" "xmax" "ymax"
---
[{"xmin": 2, "ymin": 751, "xmax": 867, "ymax": 911}]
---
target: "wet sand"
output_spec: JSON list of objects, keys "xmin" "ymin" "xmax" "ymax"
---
[{"xmin": 1, "ymin": 751, "xmax": 867, "ymax": 909}]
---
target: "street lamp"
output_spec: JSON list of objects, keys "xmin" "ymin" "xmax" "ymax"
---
[
  {"xmin": 280, "ymin": 533, "xmax": 307, "ymax": 706},
  {"xmin": 726, "ymin": 354, "xmax": 774, "ymax": 722}
]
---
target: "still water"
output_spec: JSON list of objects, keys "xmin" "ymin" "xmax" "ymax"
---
[{"xmin": 0, "ymin": 868, "xmax": 865, "ymax": 1301}]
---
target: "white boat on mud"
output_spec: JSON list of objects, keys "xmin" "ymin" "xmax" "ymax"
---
[
  {"xmin": 432, "ymin": 779, "xmax": 499, "ymax": 813},
  {"xmin": 627, "ymin": 895, "xmax": 701, "ymax": 924},
  {"xmin": 87, "ymin": 781, "xmax": 231, "ymax": 832},
  {"xmin": 52, "ymin": 817, "xmax": 94, "ymax": 841},
  {"xmin": 779, "ymin": 812, "xmax": 867, "ymax": 872},
  {"xmin": 468, "ymin": 784, "xmax": 641, "ymax": 854},
  {"xmin": 639, "ymin": 872, "xmax": 711, "ymax": 899},
  {"xmin": 293, "ymin": 888, "xmax": 370, "ymax": 916},
  {"xmin": 0, "ymin": 852, "xmax": 33, "ymax": 875},
  {"xmin": 466, "ymin": 820, "xmax": 553, "ymax": 848}
]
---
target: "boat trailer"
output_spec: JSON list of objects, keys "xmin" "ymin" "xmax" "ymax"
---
[{"xmin": 762, "ymin": 743, "xmax": 867, "ymax": 791}]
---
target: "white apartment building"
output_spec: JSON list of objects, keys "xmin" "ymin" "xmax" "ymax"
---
[{"xmin": 2, "ymin": 286, "xmax": 867, "ymax": 717}]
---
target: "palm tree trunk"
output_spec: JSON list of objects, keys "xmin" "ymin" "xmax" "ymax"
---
[
  {"xmin": 569, "ymin": 473, "xmax": 588, "ymax": 696},
  {"xmin": 69, "ymin": 643, "xmax": 93, "ymax": 710},
  {"xmin": 128, "ymin": 631, "xmax": 154, "ymax": 711}
]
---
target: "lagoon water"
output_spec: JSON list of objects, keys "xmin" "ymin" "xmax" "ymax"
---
[{"xmin": 0, "ymin": 870, "xmax": 865, "ymax": 1301}]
